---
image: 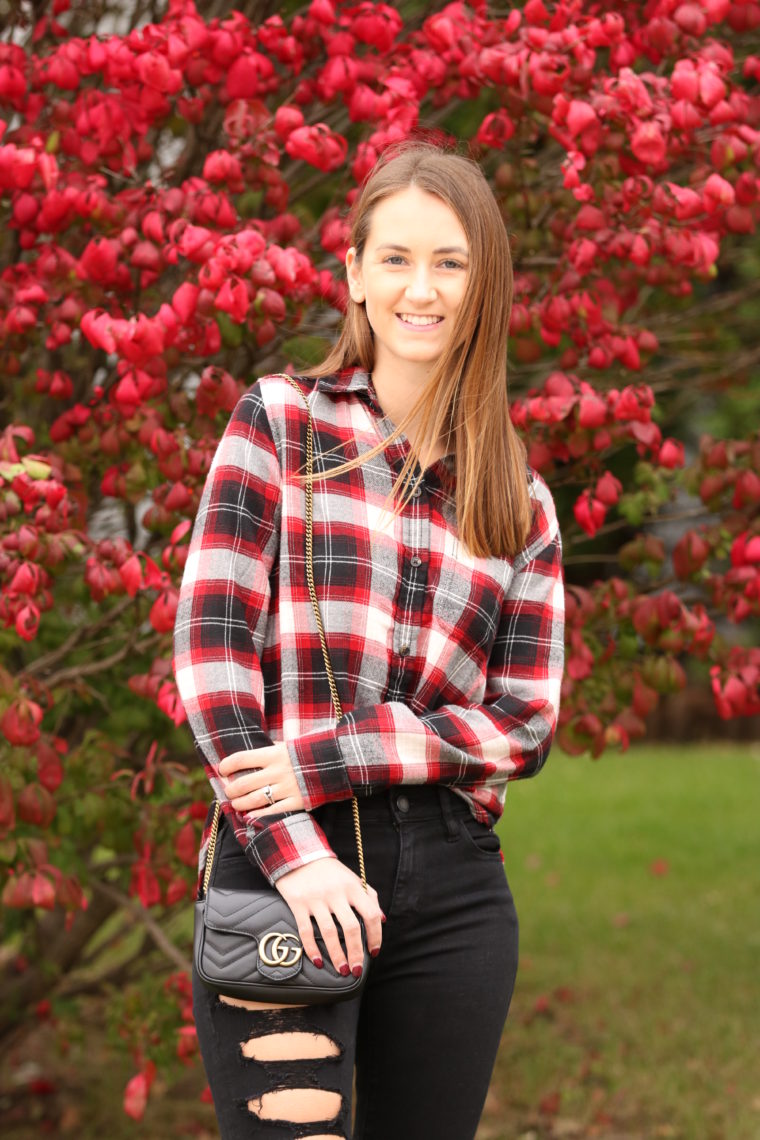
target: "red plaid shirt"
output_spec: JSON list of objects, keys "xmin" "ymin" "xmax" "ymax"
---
[{"xmin": 173, "ymin": 368, "xmax": 565, "ymax": 885}]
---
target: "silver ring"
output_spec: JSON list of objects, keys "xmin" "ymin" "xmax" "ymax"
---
[{"xmin": 263, "ymin": 784, "xmax": 275, "ymax": 806}]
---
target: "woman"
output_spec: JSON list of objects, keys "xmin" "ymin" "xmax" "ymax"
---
[{"xmin": 174, "ymin": 140, "xmax": 564, "ymax": 1140}]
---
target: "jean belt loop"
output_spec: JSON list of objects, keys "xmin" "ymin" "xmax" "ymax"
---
[{"xmin": 436, "ymin": 785, "xmax": 460, "ymax": 842}]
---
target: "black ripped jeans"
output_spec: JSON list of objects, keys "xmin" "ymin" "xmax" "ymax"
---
[{"xmin": 192, "ymin": 785, "xmax": 519, "ymax": 1140}]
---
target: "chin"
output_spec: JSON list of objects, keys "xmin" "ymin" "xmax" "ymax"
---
[{"xmin": 393, "ymin": 343, "xmax": 441, "ymax": 359}]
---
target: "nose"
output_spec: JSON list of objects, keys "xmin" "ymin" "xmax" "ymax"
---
[{"xmin": 405, "ymin": 269, "xmax": 437, "ymax": 302}]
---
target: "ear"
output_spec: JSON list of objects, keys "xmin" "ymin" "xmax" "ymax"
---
[{"xmin": 345, "ymin": 247, "xmax": 365, "ymax": 304}]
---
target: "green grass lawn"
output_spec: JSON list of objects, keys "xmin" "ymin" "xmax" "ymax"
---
[{"xmin": 478, "ymin": 743, "xmax": 760, "ymax": 1140}]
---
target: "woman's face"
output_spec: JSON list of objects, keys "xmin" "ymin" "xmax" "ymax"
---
[{"xmin": 345, "ymin": 185, "xmax": 470, "ymax": 377}]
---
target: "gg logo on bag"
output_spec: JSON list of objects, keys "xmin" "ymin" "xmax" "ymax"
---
[{"xmin": 259, "ymin": 931, "xmax": 303, "ymax": 969}]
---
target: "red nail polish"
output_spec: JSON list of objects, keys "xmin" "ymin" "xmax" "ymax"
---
[
  {"xmin": 339, "ymin": 964, "xmax": 350, "ymax": 977},
  {"xmin": 370, "ymin": 947, "xmax": 380, "ymax": 958},
  {"xmin": 352, "ymin": 965, "xmax": 363, "ymax": 978},
  {"xmin": 381, "ymin": 913, "xmax": 387, "ymax": 923},
  {"xmin": 313, "ymin": 957, "xmax": 323, "ymax": 969}
]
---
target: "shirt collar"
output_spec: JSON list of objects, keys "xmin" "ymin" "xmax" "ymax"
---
[
  {"xmin": 313, "ymin": 366, "xmax": 372, "ymax": 396},
  {"xmin": 312, "ymin": 365, "xmax": 456, "ymax": 484}
]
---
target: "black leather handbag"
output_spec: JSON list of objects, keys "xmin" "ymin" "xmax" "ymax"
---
[{"xmin": 193, "ymin": 375, "xmax": 369, "ymax": 1005}]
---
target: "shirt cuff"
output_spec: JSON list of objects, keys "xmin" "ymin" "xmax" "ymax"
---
[
  {"xmin": 245, "ymin": 811, "xmax": 337, "ymax": 885},
  {"xmin": 286, "ymin": 727, "xmax": 354, "ymax": 810}
]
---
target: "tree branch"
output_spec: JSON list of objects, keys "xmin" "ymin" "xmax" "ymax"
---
[
  {"xmin": 90, "ymin": 879, "xmax": 192, "ymax": 973},
  {"xmin": 23, "ymin": 595, "xmax": 137, "ymax": 676},
  {"xmin": 37, "ymin": 633, "xmax": 162, "ymax": 689},
  {"xmin": 58, "ymin": 934, "xmax": 151, "ymax": 999}
]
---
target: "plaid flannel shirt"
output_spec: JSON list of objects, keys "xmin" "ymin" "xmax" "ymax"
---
[{"xmin": 173, "ymin": 368, "xmax": 565, "ymax": 885}]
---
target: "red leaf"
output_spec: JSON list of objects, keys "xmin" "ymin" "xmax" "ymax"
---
[
  {"xmin": 284, "ymin": 124, "xmax": 347, "ymax": 172},
  {"xmin": 174, "ymin": 821, "xmax": 197, "ymax": 867},
  {"xmin": 31, "ymin": 871, "xmax": 56, "ymax": 909},
  {"xmin": 17, "ymin": 785, "xmax": 56, "ymax": 828},
  {"xmin": 149, "ymin": 589, "xmax": 178, "ymax": 634},
  {"xmin": 176, "ymin": 1024, "xmax": 198, "ymax": 1063},
  {"xmin": 631, "ymin": 122, "xmax": 666, "ymax": 165},
  {"xmin": 165, "ymin": 877, "xmax": 188, "ymax": 906},
  {"xmin": 123, "ymin": 1061, "xmax": 156, "ymax": 1121},
  {"xmin": 8, "ymin": 560, "xmax": 40, "ymax": 595},
  {"xmin": 1, "ymin": 699, "xmax": 43, "ymax": 746},
  {"xmin": 0, "ymin": 775, "xmax": 15, "ymax": 833},
  {"xmin": 157, "ymin": 681, "xmax": 186, "ymax": 726},
  {"xmin": 119, "ymin": 553, "xmax": 143, "ymax": 597},
  {"xmin": 539, "ymin": 1090, "xmax": 561, "ymax": 1115},
  {"xmin": 130, "ymin": 863, "xmax": 161, "ymax": 908},
  {"xmin": 566, "ymin": 99, "xmax": 598, "ymax": 138},
  {"xmin": 15, "ymin": 603, "xmax": 40, "ymax": 642},
  {"xmin": 164, "ymin": 482, "xmax": 192, "ymax": 511},
  {"xmin": 533, "ymin": 994, "xmax": 552, "ymax": 1016},
  {"xmin": 658, "ymin": 438, "xmax": 685, "ymax": 468},
  {"xmin": 573, "ymin": 490, "xmax": 606, "ymax": 537},
  {"xmin": 142, "ymin": 555, "xmax": 165, "ymax": 589}
]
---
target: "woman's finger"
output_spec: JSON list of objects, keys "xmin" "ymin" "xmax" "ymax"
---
[
  {"xmin": 352, "ymin": 884, "xmax": 383, "ymax": 957},
  {"xmin": 288, "ymin": 902, "xmax": 322, "ymax": 968},
  {"xmin": 221, "ymin": 770, "xmax": 266, "ymax": 800},
  {"xmin": 219, "ymin": 749, "xmax": 269, "ymax": 776},
  {"xmin": 219, "ymin": 742, "xmax": 292, "ymax": 778},
  {"xmin": 310, "ymin": 902, "xmax": 349, "ymax": 977},
  {"xmin": 226, "ymin": 790, "xmax": 266, "ymax": 813},
  {"xmin": 234, "ymin": 792, "xmax": 304, "ymax": 816},
  {"xmin": 332, "ymin": 903, "xmax": 366, "ymax": 974},
  {"xmin": 228, "ymin": 770, "xmax": 304, "ymax": 813}
]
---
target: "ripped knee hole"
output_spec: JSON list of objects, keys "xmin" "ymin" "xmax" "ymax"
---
[
  {"xmin": 248, "ymin": 1087, "xmax": 342, "ymax": 1123},
  {"xmin": 242, "ymin": 1031, "xmax": 340, "ymax": 1062},
  {"xmin": 218, "ymin": 993, "xmax": 309, "ymax": 1011}
]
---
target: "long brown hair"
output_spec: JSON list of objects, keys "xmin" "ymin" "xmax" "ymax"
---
[{"xmin": 300, "ymin": 139, "xmax": 531, "ymax": 559}]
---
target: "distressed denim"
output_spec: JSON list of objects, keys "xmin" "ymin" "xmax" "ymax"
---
[{"xmin": 192, "ymin": 784, "xmax": 519, "ymax": 1139}]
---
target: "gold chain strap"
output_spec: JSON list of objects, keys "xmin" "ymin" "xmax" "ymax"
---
[
  {"xmin": 202, "ymin": 375, "xmax": 366, "ymax": 896},
  {"xmin": 202, "ymin": 799, "xmax": 221, "ymax": 896}
]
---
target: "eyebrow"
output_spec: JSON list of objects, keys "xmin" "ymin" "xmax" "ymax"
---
[{"xmin": 375, "ymin": 243, "xmax": 469, "ymax": 256}]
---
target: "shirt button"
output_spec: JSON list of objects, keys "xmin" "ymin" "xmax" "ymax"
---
[
  {"xmin": 399, "ymin": 644, "xmax": 410, "ymax": 657},
  {"xmin": 396, "ymin": 794, "xmax": 410, "ymax": 813},
  {"xmin": 410, "ymin": 556, "xmax": 422, "ymax": 568},
  {"xmin": 412, "ymin": 485, "xmax": 423, "ymax": 498}
]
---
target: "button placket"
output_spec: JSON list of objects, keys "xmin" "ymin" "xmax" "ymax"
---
[{"xmin": 389, "ymin": 489, "xmax": 430, "ymax": 691}]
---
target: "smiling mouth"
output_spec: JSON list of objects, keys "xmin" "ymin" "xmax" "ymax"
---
[{"xmin": 396, "ymin": 314, "xmax": 443, "ymax": 326}]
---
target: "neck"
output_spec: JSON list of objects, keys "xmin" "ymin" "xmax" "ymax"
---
[{"xmin": 371, "ymin": 363, "xmax": 448, "ymax": 466}]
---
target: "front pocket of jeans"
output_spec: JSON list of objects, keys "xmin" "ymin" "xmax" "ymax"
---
[{"xmin": 458, "ymin": 816, "xmax": 503, "ymax": 860}]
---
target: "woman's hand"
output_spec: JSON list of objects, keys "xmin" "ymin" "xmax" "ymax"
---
[
  {"xmin": 219, "ymin": 743, "xmax": 304, "ymax": 815},
  {"xmin": 219, "ymin": 744, "xmax": 384, "ymax": 972},
  {"xmin": 274, "ymin": 858, "xmax": 384, "ymax": 975}
]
